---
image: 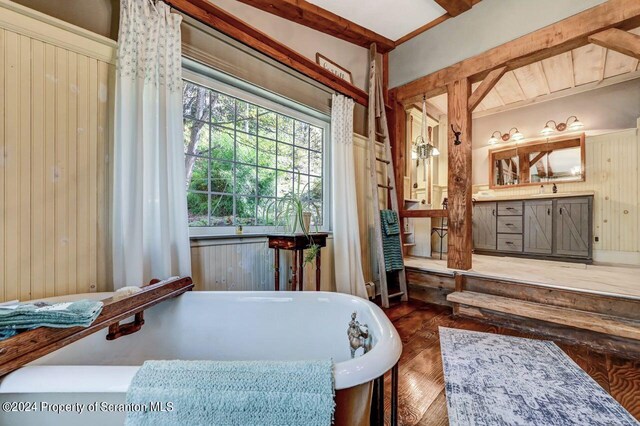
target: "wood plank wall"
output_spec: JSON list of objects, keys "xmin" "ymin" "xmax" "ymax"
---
[
  {"xmin": 0, "ymin": 3, "xmax": 115, "ymax": 302},
  {"xmin": 475, "ymin": 129, "xmax": 639, "ymax": 265}
]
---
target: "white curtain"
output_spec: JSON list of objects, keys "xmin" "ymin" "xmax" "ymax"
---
[
  {"xmin": 112, "ymin": 0, "xmax": 191, "ymax": 288},
  {"xmin": 331, "ymin": 94, "xmax": 367, "ymax": 298}
]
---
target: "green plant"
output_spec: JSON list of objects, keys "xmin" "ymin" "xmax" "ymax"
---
[{"xmin": 264, "ymin": 171, "xmax": 321, "ymax": 266}]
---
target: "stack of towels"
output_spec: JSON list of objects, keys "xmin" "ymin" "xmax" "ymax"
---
[
  {"xmin": 380, "ymin": 209, "xmax": 404, "ymax": 271},
  {"xmin": 0, "ymin": 299, "xmax": 103, "ymax": 340}
]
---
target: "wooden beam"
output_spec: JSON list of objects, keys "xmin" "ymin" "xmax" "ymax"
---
[
  {"xmin": 468, "ymin": 66, "xmax": 506, "ymax": 111},
  {"xmin": 235, "ymin": 0, "xmax": 395, "ymax": 53},
  {"xmin": 395, "ymin": 14, "xmax": 449, "ymax": 46},
  {"xmin": 389, "ymin": 90, "xmax": 406, "ymax": 212},
  {"xmin": 434, "ymin": 0, "xmax": 471, "ymax": 17},
  {"xmin": 400, "ymin": 209, "xmax": 447, "ymax": 218},
  {"xmin": 396, "ymin": 0, "xmax": 640, "ymax": 102},
  {"xmin": 0, "ymin": 277, "xmax": 194, "ymax": 377},
  {"xmin": 446, "ymin": 78, "xmax": 472, "ymax": 270},
  {"xmin": 165, "ymin": 0, "xmax": 369, "ymax": 106},
  {"xmin": 589, "ymin": 28, "xmax": 640, "ymax": 60}
]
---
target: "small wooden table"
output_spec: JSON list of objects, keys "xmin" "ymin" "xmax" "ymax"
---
[{"xmin": 267, "ymin": 233, "xmax": 328, "ymax": 291}]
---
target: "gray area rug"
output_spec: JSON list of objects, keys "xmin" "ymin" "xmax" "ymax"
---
[{"xmin": 439, "ymin": 327, "xmax": 639, "ymax": 426}]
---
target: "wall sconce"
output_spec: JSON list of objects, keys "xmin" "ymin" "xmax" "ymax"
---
[
  {"xmin": 540, "ymin": 116, "xmax": 584, "ymax": 135},
  {"xmin": 488, "ymin": 127, "xmax": 524, "ymax": 145}
]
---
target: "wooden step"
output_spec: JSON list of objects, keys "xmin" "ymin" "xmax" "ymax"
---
[
  {"xmin": 404, "ymin": 199, "xmax": 420, "ymax": 203},
  {"xmin": 447, "ymin": 291, "xmax": 640, "ymax": 341},
  {"xmin": 389, "ymin": 291, "xmax": 405, "ymax": 299},
  {"xmin": 403, "ymin": 243, "xmax": 416, "ymax": 247},
  {"xmin": 377, "ymin": 184, "xmax": 393, "ymax": 190},
  {"xmin": 375, "ymin": 157, "xmax": 390, "ymax": 164}
]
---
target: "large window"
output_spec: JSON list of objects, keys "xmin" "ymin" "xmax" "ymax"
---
[{"xmin": 183, "ymin": 79, "xmax": 326, "ymax": 231}]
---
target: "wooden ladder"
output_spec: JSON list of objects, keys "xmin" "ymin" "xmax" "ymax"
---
[{"xmin": 367, "ymin": 43, "xmax": 408, "ymax": 309}]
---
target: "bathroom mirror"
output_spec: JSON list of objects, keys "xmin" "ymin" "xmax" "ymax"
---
[{"xmin": 489, "ymin": 134, "xmax": 585, "ymax": 188}]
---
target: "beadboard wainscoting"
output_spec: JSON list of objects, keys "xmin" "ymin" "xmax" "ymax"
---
[
  {"xmin": 473, "ymin": 128, "xmax": 640, "ymax": 266},
  {"xmin": 0, "ymin": 1, "xmax": 115, "ymax": 302},
  {"xmin": 190, "ymin": 236, "xmax": 336, "ymax": 292}
]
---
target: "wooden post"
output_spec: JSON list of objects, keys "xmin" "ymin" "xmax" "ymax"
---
[
  {"xmin": 446, "ymin": 78, "xmax": 473, "ymax": 270},
  {"xmin": 388, "ymin": 91, "xmax": 406, "ymax": 212}
]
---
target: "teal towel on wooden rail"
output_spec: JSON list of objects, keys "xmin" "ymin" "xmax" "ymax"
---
[
  {"xmin": 125, "ymin": 359, "xmax": 335, "ymax": 426},
  {"xmin": 0, "ymin": 299, "xmax": 103, "ymax": 340},
  {"xmin": 380, "ymin": 210, "xmax": 404, "ymax": 272}
]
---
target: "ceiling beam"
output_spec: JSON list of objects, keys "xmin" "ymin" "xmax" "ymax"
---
[
  {"xmin": 165, "ymin": 0, "xmax": 368, "ymax": 106},
  {"xmin": 235, "ymin": 0, "xmax": 395, "ymax": 53},
  {"xmin": 395, "ymin": 0, "xmax": 640, "ymax": 103},
  {"xmin": 433, "ymin": 0, "xmax": 472, "ymax": 17},
  {"xmin": 468, "ymin": 66, "xmax": 506, "ymax": 111},
  {"xmin": 589, "ymin": 28, "xmax": 640, "ymax": 60}
]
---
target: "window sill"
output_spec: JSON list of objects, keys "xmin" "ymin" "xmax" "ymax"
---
[{"xmin": 190, "ymin": 232, "xmax": 333, "ymax": 243}]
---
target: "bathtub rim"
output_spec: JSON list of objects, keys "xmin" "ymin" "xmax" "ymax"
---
[{"xmin": 0, "ymin": 291, "xmax": 402, "ymax": 391}]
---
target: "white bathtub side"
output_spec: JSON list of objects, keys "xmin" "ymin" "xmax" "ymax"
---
[{"xmin": 0, "ymin": 291, "xmax": 401, "ymax": 391}]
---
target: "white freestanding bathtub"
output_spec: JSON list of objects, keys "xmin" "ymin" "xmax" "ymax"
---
[{"xmin": 0, "ymin": 291, "xmax": 402, "ymax": 425}]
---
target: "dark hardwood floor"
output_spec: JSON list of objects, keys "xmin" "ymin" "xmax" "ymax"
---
[{"xmin": 381, "ymin": 301, "xmax": 640, "ymax": 426}]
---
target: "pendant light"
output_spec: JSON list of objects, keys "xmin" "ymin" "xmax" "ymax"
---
[{"xmin": 414, "ymin": 96, "xmax": 440, "ymax": 163}]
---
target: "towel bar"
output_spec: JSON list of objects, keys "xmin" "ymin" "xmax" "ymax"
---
[{"xmin": 106, "ymin": 311, "xmax": 145, "ymax": 340}]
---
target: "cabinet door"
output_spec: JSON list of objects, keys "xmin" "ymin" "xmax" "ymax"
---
[
  {"xmin": 524, "ymin": 200, "xmax": 553, "ymax": 254},
  {"xmin": 555, "ymin": 198, "xmax": 591, "ymax": 257},
  {"xmin": 473, "ymin": 203, "xmax": 497, "ymax": 251}
]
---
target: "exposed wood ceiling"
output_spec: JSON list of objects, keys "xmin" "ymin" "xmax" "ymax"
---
[
  {"xmin": 433, "ymin": 0, "xmax": 471, "ymax": 17},
  {"xmin": 234, "ymin": 0, "xmax": 396, "ymax": 52},
  {"xmin": 233, "ymin": 0, "xmax": 479, "ymax": 49},
  {"xmin": 424, "ymin": 30, "xmax": 640, "ymax": 117}
]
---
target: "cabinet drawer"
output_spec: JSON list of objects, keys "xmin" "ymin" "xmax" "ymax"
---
[
  {"xmin": 497, "ymin": 216, "xmax": 523, "ymax": 234},
  {"xmin": 498, "ymin": 201, "xmax": 523, "ymax": 216},
  {"xmin": 497, "ymin": 234, "xmax": 523, "ymax": 252}
]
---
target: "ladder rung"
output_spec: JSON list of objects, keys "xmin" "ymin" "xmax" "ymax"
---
[
  {"xmin": 389, "ymin": 291, "xmax": 404, "ymax": 299},
  {"xmin": 377, "ymin": 184, "xmax": 393, "ymax": 190},
  {"xmin": 376, "ymin": 157, "xmax": 390, "ymax": 164},
  {"xmin": 375, "ymin": 131, "xmax": 386, "ymax": 138},
  {"xmin": 403, "ymin": 243, "xmax": 416, "ymax": 247}
]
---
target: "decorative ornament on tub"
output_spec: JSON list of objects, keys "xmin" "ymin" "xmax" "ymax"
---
[{"xmin": 347, "ymin": 312, "xmax": 372, "ymax": 358}]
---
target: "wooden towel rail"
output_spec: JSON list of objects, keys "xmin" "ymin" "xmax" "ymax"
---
[{"xmin": 0, "ymin": 276, "xmax": 194, "ymax": 377}]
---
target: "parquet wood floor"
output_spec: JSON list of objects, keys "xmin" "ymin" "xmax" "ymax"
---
[{"xmin": 382, "ymin": 301, "xmax": 640, "ymax": 425}]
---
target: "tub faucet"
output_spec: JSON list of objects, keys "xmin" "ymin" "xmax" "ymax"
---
[{"xmin": 348, "ymin": 312, "xmax": 372, "ymax": 358}]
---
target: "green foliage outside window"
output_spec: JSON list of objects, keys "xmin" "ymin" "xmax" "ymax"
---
[{"xmin": 183, "ymin": 81, "xmax": 324, "ymax": 229}]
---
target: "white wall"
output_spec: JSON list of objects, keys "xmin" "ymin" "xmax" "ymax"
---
[
  {"xmin": 211, "ymin": 0, "xmax": 369, "ymax": 91},
  {"xmin": 472, "ymin": 79, "xmax": 640, "ymax": 185},
  {"xmin": 389, "ymin": 0, "xmax": 605, "ymax": 88}
]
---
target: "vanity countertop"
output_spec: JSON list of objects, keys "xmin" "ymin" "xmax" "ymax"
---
[{"xmin": 473, "ymin": 190, "xmax": 595, "ymax": 202}]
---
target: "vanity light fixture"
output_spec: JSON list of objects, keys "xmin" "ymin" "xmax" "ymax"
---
[
  {"xmin": 488, "ymin": 127, "xmax": 524, "ymax": 145},
  {"xmin": 540, "ymin": 116, "xmax": 584, "ymax": 135}
]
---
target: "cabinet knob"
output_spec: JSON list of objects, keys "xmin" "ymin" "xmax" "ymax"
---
[{"xmin": 547, "ymin": 208, "xmax": 551, "ymax": 215}]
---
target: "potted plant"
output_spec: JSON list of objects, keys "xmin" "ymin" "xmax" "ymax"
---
[{"xmin": 265, "ymin": 172, "xmax": 321, "ymax": 266}]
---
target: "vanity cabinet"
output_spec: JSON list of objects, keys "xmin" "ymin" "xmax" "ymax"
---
[
  {"xmin": 555, "ymin": 197, "xmax": 591, "ymax": 257},
  {"xmin": 472, "ymin": 202, "xmax": 497, "ymax": 251},
  {"xmin": 523, "ymin": 200, "xmax": 553, "ymax": 254},
  {"xmin": 473, "ymin": 195, "xmax": 593, "ymax": 262}
]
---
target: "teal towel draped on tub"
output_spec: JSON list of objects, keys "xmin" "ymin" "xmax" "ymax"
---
[
  {"xmin": 380, "ymin": 210, "xmax": 404, "ymax": 272},
  {"xmin": 0, "ymin": 299, "xmax": 103, "ymax": 340},
  {"xmin": 125, "ymin": 359, "xmax": 335, "ymax": 426}
]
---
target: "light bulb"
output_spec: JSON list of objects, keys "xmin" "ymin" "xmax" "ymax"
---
[
  {"xmin": 512, "ymin": 131, "xmax": 524, "ymax": 141},
  {"xmin": 540, "ymin": 125, "xmax": 554, "ymax": 136},
  {"xmin": 488, "ymin": 136, "xmax": 499, "ymax": 145},
  {"xmin": 568, "ymin": 119, "xmax": 583, "ymax": 130}
]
